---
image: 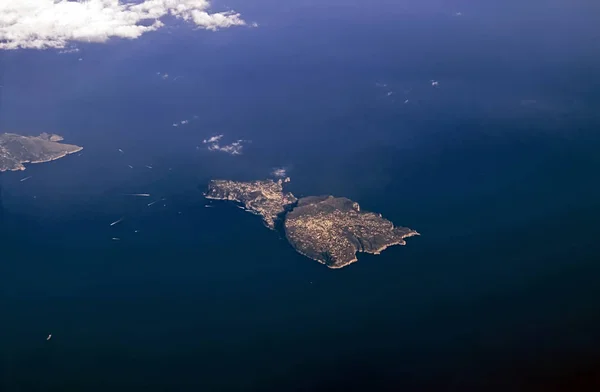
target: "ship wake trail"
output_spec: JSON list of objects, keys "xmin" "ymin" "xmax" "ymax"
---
[{"xmin": 110, "ymin": 217, "xmax": 125, "ymax": 226}]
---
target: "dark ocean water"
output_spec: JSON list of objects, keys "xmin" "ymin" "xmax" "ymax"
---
[{"xmin": 2, "ymin": 1, "xmax": 600, "ymax": 391}]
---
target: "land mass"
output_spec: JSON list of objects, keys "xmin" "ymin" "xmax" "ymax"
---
[
  {"xmin": 285, "ymin": 195, "xmax": 419, "ymax": 268},
  {"xmin": 205, "ymin": 178, "xmax": 419, "ymax": 269},
  {"xmin": 0, "ymin": 133, "xmax": 83, "ymax": 172}
]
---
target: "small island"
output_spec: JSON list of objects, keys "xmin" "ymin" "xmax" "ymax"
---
[
  {"xmin": 0, "ymin": 133, "xmax": 83, "ymax": 172},
  {"xmin": 205, "ymin": 178, "xmax": 419, "ymax": 269}
]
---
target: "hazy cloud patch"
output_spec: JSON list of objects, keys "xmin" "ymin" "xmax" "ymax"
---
[{"xmin": 271, "ymin": 167, "xmax": 288, "ymax": 178}]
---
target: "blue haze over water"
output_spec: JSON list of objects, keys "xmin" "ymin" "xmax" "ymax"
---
[{"xmin": 2, "ymin": 1, "xmax": 600, "ymax": 390}]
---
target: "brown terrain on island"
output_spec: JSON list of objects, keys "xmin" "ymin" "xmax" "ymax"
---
[
  {"xmin": 205, "ymin": 178, "xmax": 419, "ymax": 269},
  {"xmin": 0, "ymin": 132, "xmax": 83, "ymax": 172},
  {"xmin": 284, "ymin": 195, "xmax": 419, "ymax": 269}
]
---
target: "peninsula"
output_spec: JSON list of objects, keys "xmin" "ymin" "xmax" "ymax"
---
[
  {"xmin": 205, "ymin": 178, "xmax": 419, "ymax": 269},
  {"xmin": 0, "ymin": 133, "xmax": 83, "ymax": 172},
  {"xmin": 206, "ymin": 178, "xmax": 297, "ymax": 229}
]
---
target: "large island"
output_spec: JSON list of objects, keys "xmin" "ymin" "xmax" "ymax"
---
[
  {"xmin": 0, "ymin": 133, "xmax": 83, "ymax": 172},
  {"xmin": 206, "ymin": 178, "xmax": 419, "ymax": 269}
]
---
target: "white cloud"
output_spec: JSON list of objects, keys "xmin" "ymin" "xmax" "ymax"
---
[
  {"xmin": 203, "ymin": 134, "xmax": 223, "ymax": 144},
  {"xmin": 202, "ymin": 134, "xmax": 247, "ymax": 155},
  {"xmin": 216, "ymin": 140, "xmax": 244, "ymax": 155},
  {"xmin": 0, "ymin": 0, "xmax": 247, "ymax": 50}
]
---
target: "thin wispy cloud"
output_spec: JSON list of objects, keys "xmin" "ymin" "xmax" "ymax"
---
[
  {"xmin": 171, "ymin": 115, "xmax": 197, "ymax": 127},
  {"xmin": 173, "ymin": 119, "xmax": 189, "ymax": 127},
  {"xmin": 57, "ymin": 47, "xmax": 80, "ymax": 54},
  {"xmin": 0, "ymin": 0, "xmax": 247, "ymax": 50}
]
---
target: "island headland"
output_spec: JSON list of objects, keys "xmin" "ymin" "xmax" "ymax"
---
[
  {"xmin": 0, "ymin": 132, "xmax": 83, "ymax": 172},
  {"xmin": 205, "ymin": 178, "xmax": 419, "ymax": 269}
]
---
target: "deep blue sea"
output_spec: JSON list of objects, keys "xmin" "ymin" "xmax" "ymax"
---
[{"xmin": 2, "ymin": 1, "xmax": 600, "ymax": 391}]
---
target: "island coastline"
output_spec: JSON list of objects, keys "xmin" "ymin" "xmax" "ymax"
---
[{"xmin": 205, "ymin": 178, "xmax": 419, "ymax": 269}]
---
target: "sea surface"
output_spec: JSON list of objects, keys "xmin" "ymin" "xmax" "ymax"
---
[{"xmin": 2, "ymin": 1, "xmax": 600, "ymax": 391}]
